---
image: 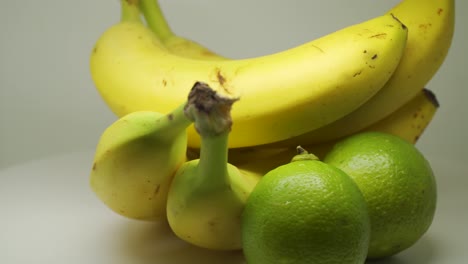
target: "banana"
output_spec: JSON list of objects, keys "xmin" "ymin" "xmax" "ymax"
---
[
  {"xmin": 140, "ymin": 0, "xmax": 453, "ymax": 147},
  {"xmin": 363, "ymin": 88, "xmax": 439, "ymax": 144},
  {"xmin": 166, "ymin": 83, "xmax": 252, "ymax": 250},
  {"xmin": 232, "ymin": 88, "xmax": 439, "ymax": 180},
  {"xmin": 307, "ymin": 87, "xmax": 439, "ymax": 157},
  {"xmin": 270, "ymin": 0, "xmax": 454, "ymax": 146},
  {"xmin": 89, "ymin": 82, "xmax": 206, "ymax": 221},
  {"xmin": 139, "ymin": 0, "xmax": 227, "ymax": 60},
  {"xmin": 90, "ymin": 0, "xmax": 408, "ymax": 148}
]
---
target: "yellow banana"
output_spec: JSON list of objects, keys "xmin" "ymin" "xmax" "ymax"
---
[
  {"xmin": 363, "ymin": 88, "xmax": 439, "ymax": 144},
  {"xmin": 303, "ymin": 87, "xmax": 439, "ymax": 158},
  {"xmin": 271, "ymin": 0, "xmax": 454, "ymax": 146},
  {"xmin": 234, "ymin": 88, "xmax": 439, "ymax": 179},
  {"xmin": 89, "ymin": 109, "xmax": 188, "ymax": 221},
  {"xmin": 89, "ymin": 82, "xmax": 202, "ymax": 221},
  {"xmin": 141, "ymin": 0, "xmax": 452, "ymax": 148},
  {"xmin": 90, "ymin": 0, "xmax": 408, "ymax": 148},
  {"xmin": 139, "ymin": 0, "xmax": 227, "ymax": 60},
  {"xmin": 166, "ymin": 83, "xmax": 252, "ymax": 250},
  {"xmin": 90, "ymin": 82, "xmax": 228, "ymax": 221}
]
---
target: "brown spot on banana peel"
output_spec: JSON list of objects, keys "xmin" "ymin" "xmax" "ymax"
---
[
  {"xmin": 217, "ymin": 69, "xmax": 226, "ymax": 86},
  {"xmin": 419, "ymin": 23, "xmax": 433, "ymax": 32},
  {"xmin": 152, "ymin": 184, "xmax": 161, "ymax": 198},
  {"xmin": 215, "ymin": 68, "xmax": 233, "ymax": 94},
  {"xmin": 437, "ymin": 8, "xmax": 444, "ymax": 16},
  {"xmin": 208, "ymin": 220, "xmax": 216, "ymax": 227},
  {"xmin": 366, "ymin": 62, "xmax": 376, "ymax": 69},
  {"xmin": 370, "ymin": 33, "xmax": 388, "ymax": 39},
  {"xmin": 353, "ymin": 70, "xmax": 363, "ymax": 77},
  {"xmin": 311, "ymin": 44, "xmax": 325, "ymax": 53}
]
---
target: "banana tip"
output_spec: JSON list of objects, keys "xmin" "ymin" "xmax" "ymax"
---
[{"xmin": 422, "ymin": 88, "xmax": 440, "ymax": 108}]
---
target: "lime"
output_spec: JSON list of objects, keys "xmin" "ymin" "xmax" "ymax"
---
[
  {"xmin": 323, "ymin": 131, "xmax": 437, "ymax": 259},
  {"xmin": 241, "ymin": 149, "xmax": 370, "ymax": 264}
]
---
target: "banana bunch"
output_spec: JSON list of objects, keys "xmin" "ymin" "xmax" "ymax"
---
[
  {"xmin": 88, "ymin": 0, "xmax": 453, "ymax": 252},
  {"xmin": 91, "ymin": 0, "xmax": 411, "ymax": 148}
]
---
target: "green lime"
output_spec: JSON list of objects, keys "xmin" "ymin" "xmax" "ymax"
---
[
  {"xmin": 323, "ymin": 131, "xmax": 437, "ymax": 259},
  {"xmin": 241, "ymin": 149, "xmax": 370, "ymax": 264}
]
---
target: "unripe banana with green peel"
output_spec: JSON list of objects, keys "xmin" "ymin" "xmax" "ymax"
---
[
  {"xmin": 90, "ymin": 0, "xmax": 408, "ymax": 148},
  {"xmin": 166, "ymin": 83, "xmax": 252, "ymax": 250},
  {"xmin": 89, "ymin": 82, "xmax": 209, "ymax": 221},
  {"xmin": 139, "ymin": 0, "xmax": 227, "ymax": 60}
]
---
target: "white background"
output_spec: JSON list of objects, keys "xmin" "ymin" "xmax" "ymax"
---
[{"xmin": 0, "ymin": 0, "xmax": 466, "ymax": 168}]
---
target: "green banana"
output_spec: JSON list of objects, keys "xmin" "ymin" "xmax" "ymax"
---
[{"xmin": 166, "ymin": 84, "xmax": 253, "ymax": 250}]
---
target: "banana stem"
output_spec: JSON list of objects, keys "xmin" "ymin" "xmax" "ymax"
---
[
  {"xmin": 139, "ymin": 0, "xmax": 173, "ymax": 41},
  {"xmin": 120, "ymin": 0, "xmax": 143, "ymax": 22},
  {"xmin": 155, "ymin": 103, "xmax": 193, "ymax": 141},
  {"xmin": 197, "ymin": 132, "xmax": 230, "ymax": 189},
  {"xmin": 184, "ymin": 82, "xmax": 239, "ymax": 190}
]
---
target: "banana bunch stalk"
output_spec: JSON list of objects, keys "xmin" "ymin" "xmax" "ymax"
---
[{"xmin": 88, "ymin": 0, "xmax": 453, "ymax": 251}]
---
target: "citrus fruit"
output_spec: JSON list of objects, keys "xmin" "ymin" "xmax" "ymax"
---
[
  {"xmin": 323, "ymin": 131, "xmax": 437, "ymax": 259},
  {"xmin": 241, "ymin": 148, "xmax": 370, "ymax": 264}
]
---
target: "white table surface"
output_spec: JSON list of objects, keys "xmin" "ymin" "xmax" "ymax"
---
[{"xmin": 1, "ymin": 150, "xmax": 467, "ymax": 264}]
